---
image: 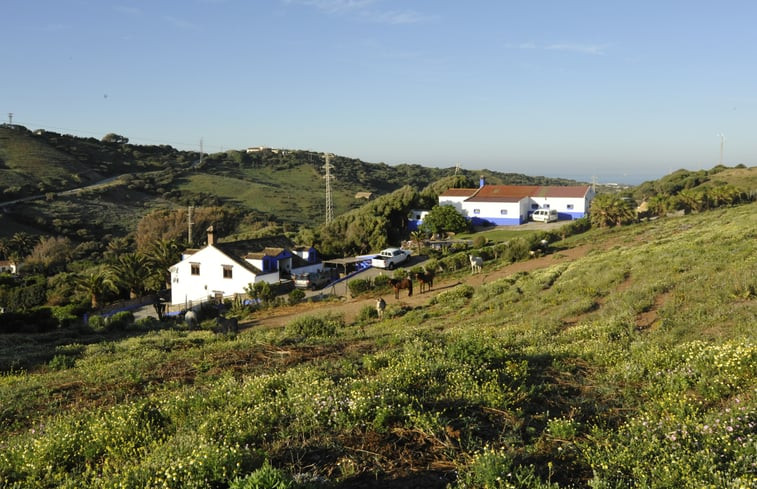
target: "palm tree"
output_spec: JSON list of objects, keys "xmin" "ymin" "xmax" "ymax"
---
[
  {"xmin": 590, "ymin": 194, "xmax": 635, "ymax": 228},
  {"xmin": 410, "ymin": 230, "xmax": 426, "ymax": 255},
  {"xmin": 8, "ymin": 232, "xmax": 38, "ymax": 261},
  {"xmin": 708, "ymin": 184, "xmax": 743, "ymax": 207},
  {"xmin": 104, "ymin": 237, "xmax": 133, "ymax": 263},
  {"xmin": 677, "ymin": 189, "xmax": 706, "ymax": 213},
  {"xmin": 75, "ymin": 270, "xmax": 117, "ymax": 310},
  {"xmin": 109, "ymin": 253, "xmax": 150, "ymax": 299},
  {"xmin": 144, "ymin": 239, "xmax": 182, "ymax": 290}
]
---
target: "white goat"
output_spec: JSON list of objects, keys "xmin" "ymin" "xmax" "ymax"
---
[
  {"xmin": 469, "ymin": 254, "xmax": 483, "ymax": 274},
  {"xmin": 184, "ymin": 310, "xmax": 198, "ymax": 328},
  {"xmin": 376, "ymin": 297, "xmax": 386, "ymax": 319}
]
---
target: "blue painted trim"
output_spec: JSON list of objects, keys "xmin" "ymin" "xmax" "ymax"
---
[{"xmin": 470, "ymin": 216, "xmax": 522, "ymax": 226}]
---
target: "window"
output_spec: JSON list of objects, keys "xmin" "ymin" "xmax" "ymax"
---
[
  {"xmin": 567, "ymin": 204, "xmax": 574, "ymax": 210},
  {"xmin": 543, "ymin": 204, "xmax": 550, "ymax": 209},
  {"xmin": 473, "ymin": 209, "xmax": 481, "ymax": 214},
  {"xmin": 531, "ymin": 203, "xmax": 539, "ymax": 210},
  {"xmin": 500, "ymin": 209, "xmax": 508, "ymax": 215},
  {"xmin": 222, "ymin": 265, "xmax": 233, "ymax": 279},
  {"xmin": 190, "ymin": 263, "xmax": 200, "ymax": 275}
]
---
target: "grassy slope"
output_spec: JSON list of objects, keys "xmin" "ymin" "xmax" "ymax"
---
[
  {"xmin": 0, "ymin": 127, "xmax": 101, "ymax": 190},
  {"xmin": 0, "ymin": 203, "xmax": 754, "ymax": 488},
  {"xmin": 701, "ymin": 165, "xmax": 757, "ymax": 190},
  {"xmin": 1, "ymin": 127, "xmax": 592, "ymax": 240}
]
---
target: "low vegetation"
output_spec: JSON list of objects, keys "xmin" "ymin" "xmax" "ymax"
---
[{"xmin": 0, "ymin": 202, "xmax": 754, "ymax": 488}]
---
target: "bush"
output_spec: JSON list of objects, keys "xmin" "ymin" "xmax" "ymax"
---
[
  {"xmin": 347, "ymin": 278, "xmax": 372, "ymax": 297},
  {"xmin": 372, "ymin": 274, "xmax": 390, "ymax": 289},
  {"xmin": 88, "ymin": 314, "xmax": 107, "ymax": 332},
  {"xmin": 108, "ymin": 311, "xmax": 134, "ymax": 330},
  {"xmin": 288, "ymin": 289, "xmax": 305, "ymax": 306},
  {"xmin": 356, "ymin": 304, "xmax": 378, "ymax": 322},
  {"xmin": 472, "ymin": 235, "xmax": 487, "ymax": 248},
  {"xmin": 285, "ymin": 313, "xmax": 344, "ymax": 339},
  {"xmin": 230, "ymin": 461, "xmax": 294, "ymax": 489},
  {"xmin": 48, "ymin": 354, "xmax": 76, "ymax": 371},
  {"xmin": 431, "ymin": 284, "xmax": 475, "ymax": 308}
]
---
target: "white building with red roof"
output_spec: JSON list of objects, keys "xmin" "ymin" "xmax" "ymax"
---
[{"xmin": 438, "ymin": 180, "xmax": 594, "ymax": 226}]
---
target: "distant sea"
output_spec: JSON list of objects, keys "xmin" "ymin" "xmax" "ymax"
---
[{"xmin": 556, "ymin": 172, "xmax": 666, "ymax": 186}]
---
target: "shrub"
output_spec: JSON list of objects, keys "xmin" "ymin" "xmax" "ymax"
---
[
  {"xmin": 107, "ymin": 311, "xmax": 134, "ymax": 330},
  {"xmin": 288, "ymin": 289, "xmax": 305, "ymax": 306},
  {"xmin": 432, "ymin": 284, "xmax": 474, "ymax": 307},
  {"xmin": 356, "ymin": 304, "xmax": 378, "ymax": 322},
  {"xmin": 88, "ymin": 314, "xmax": 107, "ymax": 332},
  {"xmin": 285, "ymin": 313, "xmax": 344, "ymax": 339},
  {"xmin": 230, "ymin": 461, "xmax": 294, "ymax": 489},
  {"xmin": 472, "ymin": 235, "xmax": 487, "ymax": 248},
  {"xmin": 48, "ymin": 354, "xmax": 76, "ymax": 371},
  {"xmin": 372, "ymin": 274, "xmax": 390, "ymax": 289},
  {"xmin": 347, "ymin": 278, "xmax": 372, "ymax": 297}
]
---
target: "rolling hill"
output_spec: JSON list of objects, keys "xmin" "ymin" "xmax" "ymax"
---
[{"xmin": 0, "ymin": 124, "xmax": 583, "ymax": 241}]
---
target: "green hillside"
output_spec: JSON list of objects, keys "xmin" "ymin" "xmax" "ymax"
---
[
  {"xmin": 0, "ymin": 126, "xmax": 584, "ymax": 241},
  {"xmin": 0, "ymin": 202, "xmax": 754, "ymax": 487}
]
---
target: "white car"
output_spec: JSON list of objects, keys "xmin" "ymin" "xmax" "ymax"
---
[
  {"xmin": 531, "ymin": 209, "xmax": 558, "ymax": 223},
  {"xmin": 371, "ymin": 248, "xmax": 411, "ymax": 269}
]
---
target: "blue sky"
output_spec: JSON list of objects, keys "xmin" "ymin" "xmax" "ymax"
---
[{"xmin": 2, "ymin": 1, "xmax": 755, "ymax": 184}]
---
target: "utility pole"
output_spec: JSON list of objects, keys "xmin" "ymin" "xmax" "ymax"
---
[
  {"xmin": 187, "ymin": 205, "xmax": 194, "ymax": 246},
  {"xmin": 323, "ymin": 153, "xmax": 334, "ymax": 223},
  {"xmin": 199, "ymin": 138, "xmax": 204, "ymax": 167}
]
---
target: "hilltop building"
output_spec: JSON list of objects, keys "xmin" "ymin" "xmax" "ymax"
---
[{"xmin": 437, "ymin": 179, "xmax": 594, "ymax": 226}]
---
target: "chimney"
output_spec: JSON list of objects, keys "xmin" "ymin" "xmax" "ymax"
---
[
  {"xmin": 479, "ymin": 175, "xmax": 485, "ymax": 188},
  {"xmin": 207, "ymin": 225, "xmax": 216, "ymax": 246}
]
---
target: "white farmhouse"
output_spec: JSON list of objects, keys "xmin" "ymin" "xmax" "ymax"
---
[
  {"xmin": 168, "ymin": 227, "xmax": 323, "ymax": 309},
  {"xmin": 438, "ymin": 182, "xmax": 594, "ymax": 225}
]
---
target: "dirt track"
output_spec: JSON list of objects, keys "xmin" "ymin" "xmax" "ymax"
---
[{"xmin": 244, "ymin": 244, "xmax": 592, "ymax": 330}]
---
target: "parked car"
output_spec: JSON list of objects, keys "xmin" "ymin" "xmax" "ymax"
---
[
  {"xmin": 531, "ymin": 209, "xmax": 558, "ymax": 223},
  {"xmin": 371, "ymin": 248, "xmax": 411, "ymax": 269},
  {"xmin": 293, "ymin": 271, "xmax": 332, "ymax": 290}
]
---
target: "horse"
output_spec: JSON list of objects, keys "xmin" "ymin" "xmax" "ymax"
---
[
  {"xmin": 469, "ymin": 255, "xmax": 483, "ymax": 274},
  {"xmin": 415, "ymin": 269, "xmax": 435, "ymax": 293},
  {"xmin": 389, "ymin": 277, "xmax": 413, "ymax": 299},
  {"xmin": 376, "ymin": 297, "xmax": 386, "ymax": 318}
]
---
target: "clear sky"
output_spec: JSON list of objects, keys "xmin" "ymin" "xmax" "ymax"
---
[{"xmin": 3, "ymin": 1, "xmax": 755, "ymax": 184}]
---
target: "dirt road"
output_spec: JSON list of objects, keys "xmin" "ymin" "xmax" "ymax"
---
[{"xmin": 245, "ymin": 244, "xmax": 591, "ymax": 330}]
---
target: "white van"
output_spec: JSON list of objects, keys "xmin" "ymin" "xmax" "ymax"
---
[{"xmin": 531, "ymin": 209, "xmax": 558, "ymax": 223}]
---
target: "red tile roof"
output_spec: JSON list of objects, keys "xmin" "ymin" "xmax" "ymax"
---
[
  {"xmin": 530, "ymin": 185, "xmax": 591, "ymax": 198},
  {"xmin": 439, "ymin": 188, "xmax": 479, "ymax": 197},
  {"xmin": 464, "ymin": 185, "xmax": 591, "ymax": 202},
  {"xmin": 465, "ymin": 185, "xmax": 537, "ymax": 202}
]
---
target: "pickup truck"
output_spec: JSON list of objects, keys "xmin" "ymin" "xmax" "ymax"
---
[
  {"xmin": 293, "ymin": 271, "xmax": 332, "ymax": 290},
  {"xmin": 371, "ymin": 248, "xmax": 411, "ymax": 269}
]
